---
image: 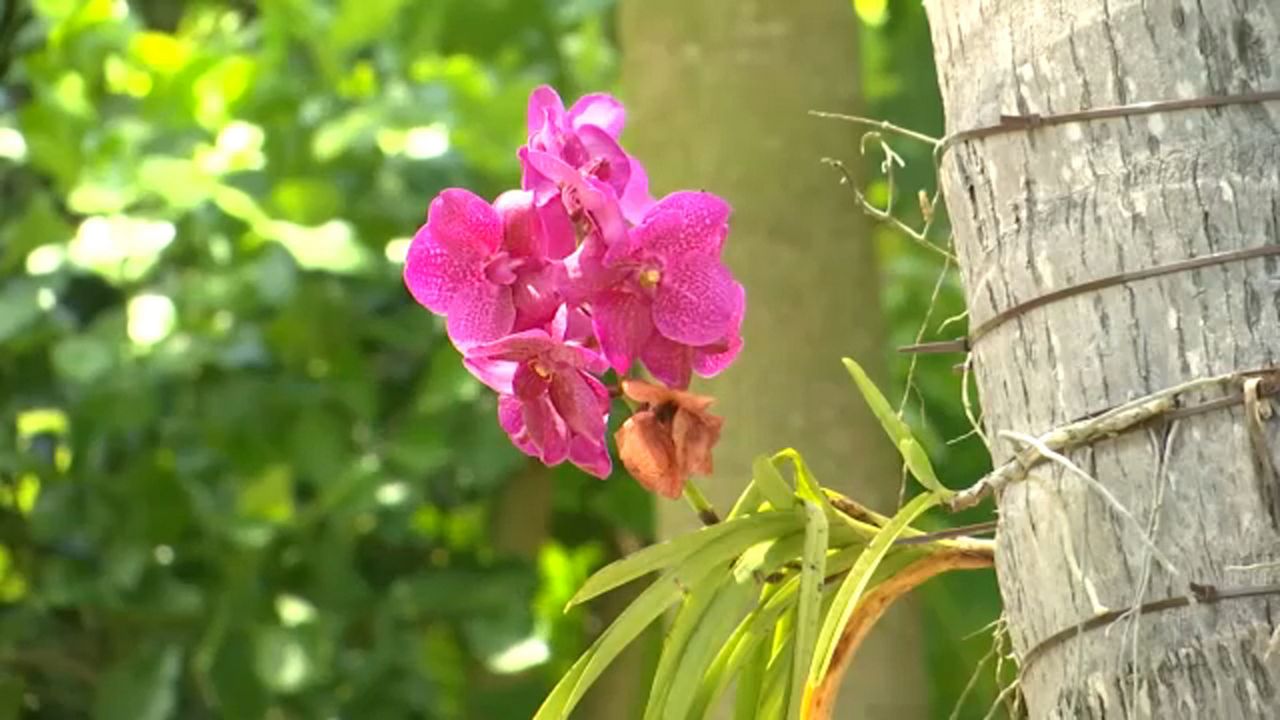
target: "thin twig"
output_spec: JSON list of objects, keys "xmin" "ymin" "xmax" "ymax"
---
[
  {"xmin": 895, "ymin": 250, "xmax": 956, "ymax": 507},
  {"xmin": 820, "ymin": 157, "xmax": 955, "ymax": 261},
  {"xmin": 981, "ymin": 680, "xmax": 1022, "ymax": 720},
  {"xmin": 809, "ymin": 110, "xmax": 942, "ymax": 146},
  {"xmin": 960, "ymin": 353, "xmax": 992, "ymax": 453},
  {"xmin": 1114, "ymin": 422, "xmax": 1179, "ymax": 716},
  {"xmin": 948, "ymin": 632, "xmax": 999, "ymax": 720}
]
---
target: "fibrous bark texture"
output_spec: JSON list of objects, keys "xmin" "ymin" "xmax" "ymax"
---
[
  {"xmin": 925, "ymin": 1, "xmax": 1280, "ymax": 717},
  {"xmin": 620, "ymin": 1, "xmax": 924, "ymax": 717}
]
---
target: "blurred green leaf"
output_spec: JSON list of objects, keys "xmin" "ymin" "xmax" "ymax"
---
[
  {"xmin": 52, "ymin": 334, "xmax": 116, "ymax": 384},
  {"xmin": 0, "ymin": 279, "xmax": 44, "ymax": 343},
  {"xmin": 93, "ymin": 644, "xmax": 181, "ymax": 720},
  {"xmin": 331, "ymin": 0, "xmax": 409, "ymax": 54}
]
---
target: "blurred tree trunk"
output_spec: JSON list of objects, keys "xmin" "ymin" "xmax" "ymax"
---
[
  {"xmin": 619, "ymin": 2, "xmax": 925, "ymax": 718},
  {"xmin": 925, "ymin": 1, "xmax": 1280, "ymax": 717}
]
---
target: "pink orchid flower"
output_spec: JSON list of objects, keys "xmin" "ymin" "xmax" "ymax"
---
[
  {"xmin": 523, "ymin": 85, "xmax": 654, "ymax": 225},
  {"xmin": 463, "ymin": 318, "xmax": 612, "ymax": 478},
  {"xmin": 579, "ymin": 191, "xmax": 744, "ymax": 386},
  {"xmin": 403, "ymin": 188, "xmax": 572, "ymax": 348}
]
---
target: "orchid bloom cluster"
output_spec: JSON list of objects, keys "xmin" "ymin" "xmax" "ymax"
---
[{"xmin": 403, "ymin": 86, "xmax": 744, "ymax": 486}]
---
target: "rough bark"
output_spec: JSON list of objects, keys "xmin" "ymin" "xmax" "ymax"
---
[
  {"xmin": 619, "ymin": 1, "xmax": 924, "ymax": 717},
  {"xmin": 924, "ymin": 1, "xmax": 1280, "ymax": 717}
]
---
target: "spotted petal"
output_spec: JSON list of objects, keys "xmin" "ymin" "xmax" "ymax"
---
[
  {"xmin": 591, "ymin": 290, "xmax": 653, "ymax": 374},
  {"xmin": 639, "ymin": 334, "xmax": 693, "ymax": 390},
  {"xmin": 403, "ymin": 224, "xmax": 482, "ymax": 313},
  {"xmin": 633, "ymin": 191, "xmax": 731, "ymax": 261},
  {"xmin": 652, "ymin": 254, "xmax": 739, "ymax": 346},
  {"xmin": 445, "ymin": 282, "xmax": 515, "ymax": 348},
  {"xmin": 428, "ymin": 189, "xmax": 503, "ymax": 256}
]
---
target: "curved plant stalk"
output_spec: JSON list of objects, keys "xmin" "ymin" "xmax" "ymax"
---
[{"xmin": 804, "ymin": 544, "xmax": 995, "ymax": 720}]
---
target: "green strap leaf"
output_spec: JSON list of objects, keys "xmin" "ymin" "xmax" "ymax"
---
[
  {"xmin": 787, "ymin": 499, "xmax": 828, "ymax": 720},
  {"xmin": 807, "ymin": 491, "xmax": 943, "ymax": 693},
  {"xmin": 662, "ymin": 580, "xmax": 755, "ymax": 720},
  {"xmin": 841, "ymin": 358, "xmax": 953, "ymax": 498},
  {"xmin": 752, "ymin": 455, "xmax": 797, "ymax": 511},
  {"xmin": 539, "ymin": 509, "xmax": 805, "ymax": 720},
  {"xmin": 771, "ymin": 448, "xmax": 835, "ymax": 517},
  {"xmin": 568, "ymin": 512, "xmax": 800, "ymax": 607},
  {"xmin": 642, "ymin": 573, "xmax": 727, "ymax": 720},
  {"xmin": 758, "ymin": 617, "xmax": 796, "ymax": 720},
  {"xmin": 727, "ymin": 479, "xmax": 765, "ymax": 519},
  {"xmin": 732, "ymin": 622, "xmax": 772, "ymax": 720}
]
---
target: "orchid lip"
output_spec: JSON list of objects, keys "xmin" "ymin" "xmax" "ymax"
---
[{"xmin": 484, "ymin": 252, "xmax": 527, "ymax": 285}]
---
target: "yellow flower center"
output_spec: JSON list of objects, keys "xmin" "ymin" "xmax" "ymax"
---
[
  {"xmin": 639, "ymin": 268, "xmax": 661, "ymax": 288},
  {"xmin": 531, "ymin": 360, "xmax": 552, "ymax": 378}
]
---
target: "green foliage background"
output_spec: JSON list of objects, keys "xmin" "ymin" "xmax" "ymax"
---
[{"xmin": 0, "ymin": 0, "xmax": 999, "ymax": 718}]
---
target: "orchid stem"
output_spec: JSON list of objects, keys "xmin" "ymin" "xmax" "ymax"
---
[{"xmin": 683, "ymin": 480, "xmax": 720, "ymax": 526}]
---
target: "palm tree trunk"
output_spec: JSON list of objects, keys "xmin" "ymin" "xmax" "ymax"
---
[
  {"xmin": 925, "ymin": 1, "xmax": 1280, "ymax": 716},
  {"xmin": 619, "ymin": 1, "xmax": 926, "ymax": 716}
]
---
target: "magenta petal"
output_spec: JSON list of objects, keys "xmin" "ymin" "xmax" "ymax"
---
[
  {"xmin": 522, "ymin": 150, "xmax": 578, "ymax": 203},
  {"xmin": 568, "ymin": 92, "xmax": 625, "ymax": 138},
  {"xmin": 511, "ymin": 267, "xmax": 561, "ymax": 331},
  {"xmin": 523, "ymin": 151, "xmax": 628, "ymax": 250},
  {"xmin": 446, "ymin": 282, "xmax": 516, "ymax": 348},
  {"xmin": 652, "ymin": 254, "xmax": 739, "ymax": 346},
  {"xmin": 562, "ymin": 241, "xmax": 621, "ymax": 303},
  {"xmin": 527, "ymin": 85, "xmax": 566, "ymax": 139},
  {"xmin": 564, "ymin": 307, "xmax": 595, "ymax": 344},
  {"xmin": 569, "ymin": 344, "xmax": 610, "ymax": 376},
  {"xmin": 463, "ymin": 356, "xmax": 516, "ymax": 394},
  {"xmin": 498, "ymin": 394, "xmax": 539, "ymax": 458},
  {"xmin": 494, "ymin": 190, "xmax": 541, "ymax": 259},
  {"xmin": 513, "ymin": 362, "xmax": 550, "ymax": 401},
  {"xmin": 581, "ymin": 177, "xmax": 630, "ymax": 259},
  {"xmin": 428, "ymin": 189, "xmax": 503, "ymax": 256},
  {"xmin": 537, "ymin": 199, "xmax": 576, "ymax": 259},
  {"xmin": 693, "ymin": 333, "xmax": 742, "ymax": 378},
  {"xmin": 466, "ymin": 329, "xmax": 554, "ymax": 363},
  {"xmin": 634, "ymin": 191, "xmax": 731, "ymax": 260},
  {"xmin": 569, "ymin": 435, "xmax": 613, "ymax": 479},
  {"xmin": 640, "ymin": 334, "xmax": 693, "ymax": 389},
  {"xmin": 524, "ymin": 396, "xmax": 569, "ymax": 465},
  {"xmin": 403, "ymin": 225, "xmax": 481, "ymax": 313},
  {"xmin": 591, "ymin": 290, "xmax": 653, "ymax": 374},
  {"xmin": 577, "ymin": 125, "xmax": 630, "ymax": 197},
  {"xmin": 620, "ymin": 159, "xmax": 655, "ymax": 225},
  {"xmin": 692, "ymin": 280, "xmax": 744, "ymax": 377},
  {"xmin": 550, "ymin": 304, "xmax": 594, "ymax": 345},
  {"xmin": 549, "ymin": 371, "xmax": 607, "ymax": 440}
]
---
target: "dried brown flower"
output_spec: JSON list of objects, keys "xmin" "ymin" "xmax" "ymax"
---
[{"xmin": 614, "ymin": 379, "xmax": 724, "ymax": 499}]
